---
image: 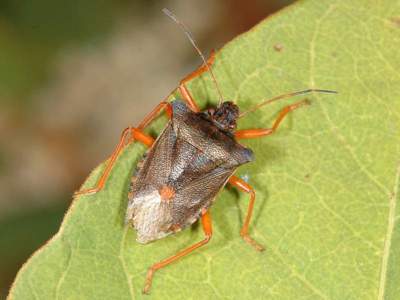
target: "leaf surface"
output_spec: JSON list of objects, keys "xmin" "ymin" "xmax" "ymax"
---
[{"xmin": 8, "ymin": 1, "xmax": 400, "ymax": 299}]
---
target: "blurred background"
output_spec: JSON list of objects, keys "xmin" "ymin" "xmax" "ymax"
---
[{"xmin": 0, "ymin": 0, "xmax": 293, "ymax": 297}]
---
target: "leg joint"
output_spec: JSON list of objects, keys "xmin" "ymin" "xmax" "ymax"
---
[
  {"xmin": 204, "ymin": 234, "xmax": 212, "ymax": 243},
  {"xmin": 249, "ymin": 189, "xmax": 255, "ymax": 198}
]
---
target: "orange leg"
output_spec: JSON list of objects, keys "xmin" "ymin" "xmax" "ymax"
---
[
  {"xmin": 228, "ymin": 176, "xmax": 264, "ymax": 252},
  {"xmin": 143, "ymin": 210, "xmax": 213, "ymax": 294},
  {"xmin": 74, "ymin": 102, "xmax": 172, "ymax": 197},
  {"xmin": 74, "ymin": 128, "xmax": 154, "ymax": 196},
  {"xmin": 179, "ymin": 50, "xmax": 216, "ymax": 112},
  {"xmin": 138, "ymin": 101, "xmax": 172, "ymax": 130},
  {"xmin": 235, "ymin": 99, "xmax": 310, "ymax": 139}
]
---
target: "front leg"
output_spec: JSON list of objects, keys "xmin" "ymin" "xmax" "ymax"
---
[
  {"xmin": 235, "ymin": 99, "xmax": 309, "ymax": 139},
  {"xmin": 179, "ymin": 50, "xmax": 216, "ymax": 112}
]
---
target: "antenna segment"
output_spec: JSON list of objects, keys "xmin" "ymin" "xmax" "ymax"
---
[
  {"xmin": 239, "ymin": 88, "xmax": 337, "ymax": 118},
  {"xmin": 162, "ymin": 8, "xmax": 224, "ymax": 105}
]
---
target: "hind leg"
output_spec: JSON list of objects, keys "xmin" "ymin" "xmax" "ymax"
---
[{"xmin": 143, "ymin": 210, "xmax": 213, "ymax": 294}]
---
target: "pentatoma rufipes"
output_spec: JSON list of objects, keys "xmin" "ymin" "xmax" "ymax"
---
[{"xmin": 74, "ymin": 8, "xmax": 337, "ymax": 294}]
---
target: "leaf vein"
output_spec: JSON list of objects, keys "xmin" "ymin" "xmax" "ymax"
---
[
  {"xmin": 377, "ymin": 161, "xmax": 400, "ymax": 300},
  {"xmin": 309, "ymin": 6, "xmax": 390, "ymax": 196},
  {"xmin": 255, "ymin": 228, "xmax": 331, "ymax": 300},
  {"xmin": 55, "ymin": 240, "xmax": 73, "ymax": 300},
  {"xmin": 119, "ymin": 227, "xmax": 135, "ymax": 300}
]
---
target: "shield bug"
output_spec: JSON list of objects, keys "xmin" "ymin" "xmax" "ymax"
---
[{"xmin": 74, "ymin": 8, "xmax": 337, "ymax": 294}]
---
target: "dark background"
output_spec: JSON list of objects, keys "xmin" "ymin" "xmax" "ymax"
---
[{"xmin": 0, "ymin": 0, "xmax": 293, "ymax": 297}]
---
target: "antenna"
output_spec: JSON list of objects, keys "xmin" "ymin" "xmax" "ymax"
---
[
  {"xmin": 239, "ymin": 88, "xmax": 337, "ymax": 118},
  {"xmin": 162, "ymin": 8, "xmax": 224, "ymax": 106}
]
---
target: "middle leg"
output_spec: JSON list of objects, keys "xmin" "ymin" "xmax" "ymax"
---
[
  {"xmin": 74, "ymin": 127, "xmax": 155, "ymax": 196},
  {"xmin": 228, "ymin": 175, "xmax": 264, "ymax": 252},
  {"xmin": 74, "ymin": 102, "xmax": 172, "ymax": 196}
]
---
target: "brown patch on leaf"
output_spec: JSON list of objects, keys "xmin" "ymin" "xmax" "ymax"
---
[
  {"xmin": 273, "ymin": 43, "xmax": 284, "ymax": 52},
  {"xmin": 390, "ymin": 16, "xmax": 400, "ymax": 27}
]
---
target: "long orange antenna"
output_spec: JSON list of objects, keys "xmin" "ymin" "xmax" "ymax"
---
[
  {"xmin": 162, "ymin": 8, "xmax": 224, "ymax": 106},
  {"xmin": 239, "ymin": 88, "xmax": 337, "ymax": 118}
]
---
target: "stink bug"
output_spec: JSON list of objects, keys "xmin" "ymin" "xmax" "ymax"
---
[{"xmin": 74, "ymin": 8, "xmax": 337, "ymax": 294}]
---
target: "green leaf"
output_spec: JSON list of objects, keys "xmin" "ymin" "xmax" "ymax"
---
[{"xmin": 8, "ymin": 1, "xmax": 400, "ymax": 299}]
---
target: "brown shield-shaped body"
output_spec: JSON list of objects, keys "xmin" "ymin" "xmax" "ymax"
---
[{"xmin": 126, "ymin": 100, "xmax": 253, "ymax": 243}]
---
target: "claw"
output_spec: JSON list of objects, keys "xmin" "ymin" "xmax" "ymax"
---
[
  {"xmin": 241, "ymin": 234, "xmax": 265, "ymax": 252},
  {"xmin": 142, "ymin": 268, "xmax": 155, "ymax": 294},
  {"xmin": 73, "ymin": 188, "xmax": 99, "ymax": 198}
]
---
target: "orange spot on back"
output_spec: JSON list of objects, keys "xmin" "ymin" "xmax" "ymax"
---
[{"xmin": 159, "ymin": 185, "xmax": 175, "ymax": 202}]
